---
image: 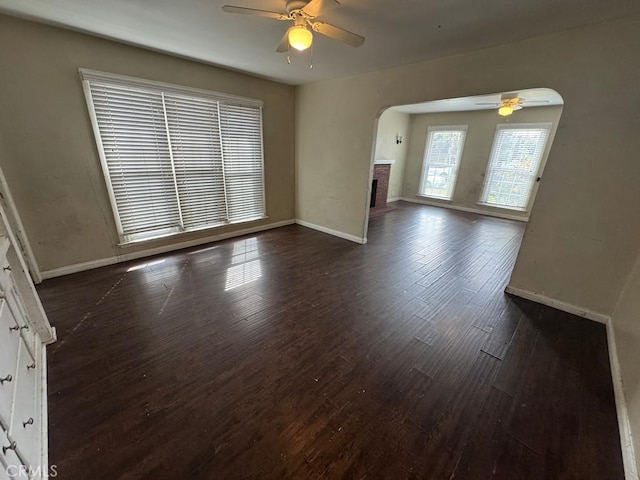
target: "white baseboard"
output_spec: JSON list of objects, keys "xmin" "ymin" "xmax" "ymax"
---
[
  {"xmin": 41, "ymin": 219, "xmax": 296, "ymax": 279},
  {"xmin": 295, "ymin": 219, "xmax": 367, "ymax": 245},
  {"xmin": 505, "ymin": 284, "xmax": 638, "ymax": 479},
  {"xmin": 400, "ymin": 197, "xmax": 529, "ymax": 223},
  {"xmin": 504, "ymin": 285, "xmax": 610, "ymax": 323},
  {"xmin": 607, "ymin": 321, "xmax": 639, "ymax": 480},
  {"xmin": 387, "ymin": 197, "xmax": 401, "ymax": 203}
]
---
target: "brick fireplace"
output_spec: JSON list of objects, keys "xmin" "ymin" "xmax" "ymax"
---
[
  {"xmin": 371, "ymin": 164, "xmax": 391, "ymax": 208},
  {"xmin": 370, "ymin": 160, "xmax": 395, "ymax": 217}
]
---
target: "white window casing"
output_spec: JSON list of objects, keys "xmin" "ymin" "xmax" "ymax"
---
[
  {"xmin": 480, "ymin": 123, "xmax": 551, "ymax": 211},
  {"xmin": 80, "ymin": 69, "xmax": 266, "ymax": 244},
  {"xmin": 418, "ymin": 125, "xmax": 467, "ymax": 201}
]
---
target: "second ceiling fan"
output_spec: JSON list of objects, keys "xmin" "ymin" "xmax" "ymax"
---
[
  {"xmin": 221, "ymin": 0, "xmax": 365, "ymax": 53},
  {"xmin": 476, "ymin": 94, "xmax": 550, "ymax": 117}
]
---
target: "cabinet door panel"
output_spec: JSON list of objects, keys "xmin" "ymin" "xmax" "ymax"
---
[
  {"xmin": 0, "ymin": 447, "xmax": 26, "ymax": 479},
  {"xmin": 3, "ymin": 287, "xmax": 34, "ymax": 359},
  {"xmin": 0, "ymin": 300, "xmax": 20, "ymax": 431},
  {"xmin": 9, "ymin": 342, "xmax": 37, "ymax": 471}
]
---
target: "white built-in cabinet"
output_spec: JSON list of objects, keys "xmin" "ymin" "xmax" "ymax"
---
[{"xmin": 0, "ymin": 195, "xmax": 55, "ymax": 479}]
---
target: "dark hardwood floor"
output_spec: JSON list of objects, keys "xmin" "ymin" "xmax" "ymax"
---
[{"xmin": 38, "ymin": 202, "xmax": 624, "ymax": 479}]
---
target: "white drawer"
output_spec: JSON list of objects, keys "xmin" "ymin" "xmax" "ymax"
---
[
  {"xmin": 2, "ymin": 288, "xmax": 34, "ymax": 360},
  {"xmin": 8, "ymin": 343, "xmax": 38, "ymax": 471},
  {"xmin": 0, "ymin": 300, "xmax": 21, "ymax": 431},
  {"xmin": 0, "ymin": 454, "xmax": 10, "ymax": 480},
  {"xmin": 0, "ymin": 263, "xmax": 11, "ymax": 299},
  {"xmin": 0, "ymin": 443, "xmax": 28, "ymax": 479}
]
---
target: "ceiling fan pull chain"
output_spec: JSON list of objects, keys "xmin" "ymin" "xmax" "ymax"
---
[{"xmin": 309, "ymin": 42, "xmax": 314, "ymax": 69}]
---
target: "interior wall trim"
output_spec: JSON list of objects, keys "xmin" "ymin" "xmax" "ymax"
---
[
  {"xmin": 41, "ymin": 219, "xmax": 296, "ymax": 280},
  {"xmin": 42, "ymin": 217, "xmax": 368, "ymax": 279},
  {"xmin": 505, "ymin": 284, "xmax": 638, "ymax": 480},
  {"xmin": 504, "ymin": 285, "xmax": 609, "ymax": 323},
  {"xmin": 295, "ymin": 219, "xmax": 367, "ymax": 245},
  {"xmin": 400, "ymin": 197, "xmax": 529, "ymax": 223},
  {"xmin": 606, "ymin": 320, "xmax": 640, "ymax": 480}
]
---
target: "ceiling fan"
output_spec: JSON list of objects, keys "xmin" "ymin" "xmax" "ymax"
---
[
  {"xmin": 221, "ymin": 0, "xmax": 365, "ymax": 53},
  {"xmin": 476, "ymin": 94, "xmax": 549, "ymax": 116}
]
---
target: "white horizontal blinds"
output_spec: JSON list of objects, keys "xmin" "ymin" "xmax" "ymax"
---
[
  {"xmin": 81, "ymin": 69, "xmax": 266, "ymax": 243},
  {"xmin": 482, "ymin": 124, "xmax": 550, "ymax": 209},
  {"xmin": 219, "ymin": 103, "xmax": 265, "ymax": 223},
  {"xmin": 419, "ymin": 127, "xmax": 466, "ymax": 200},
  {"xmin": 88, "ymin": 81, "xmax": 181, "ymax": 241},
  {"xmin": 163, "ymin": 93, "xmax": 227, "ymax": 230}
]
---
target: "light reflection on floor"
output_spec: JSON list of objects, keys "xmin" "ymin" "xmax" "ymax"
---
[
  {"xmin": 187, "ymin": 245, "xmax": 220, "ymax": 255},
  {"xmin": 225, "ymin": 237, "xmax": 262, "ymax": 291},
  {"xmin": 225, "ymin": 259, "xmax": 262, "ymax": 291},
  {"xmin": 126, "ymin": 259, "xmax": 166, "ymax": 272}
]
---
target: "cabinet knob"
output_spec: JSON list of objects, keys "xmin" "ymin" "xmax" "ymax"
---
[
  {"xmin": 20, "ymin": 325, "xmax": 29, "ymax": 331},
  {"xmin": 9, "ymin": 324, "xmax": 19, "ymax": 331},
  {"xmin": 27, "ymin": 363, "xmax": 36, "ymax": 371},
  {"xmin": 0, "ymin": 374, "xmax": 12, "ymax": 385},
  {"xmin": 2, "ymin": 266, "xmax": 10, "ymax": 272},
  {"xmin": 2, "ymin": 441, "xmax": 16, "ymax": 455},
  {"xmin": 22, "ymin": 418, "xmax": 34, "ymax": 428}
]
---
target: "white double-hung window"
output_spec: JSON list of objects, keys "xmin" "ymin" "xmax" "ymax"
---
[
  {"xmin": 480, "ymin": 123, "xmax": 551, "ymax": 211},
  {"xmin": 418, "ymin": 126, "xmax": 467, "ymax": 200},
  {"xmin": 80, "ymin": 69, "xmax": 265, "ymax": 244}
]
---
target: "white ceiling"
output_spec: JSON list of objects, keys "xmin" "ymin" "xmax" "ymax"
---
[
  {"xmin": 391, "ymin": 88, "xmax": 564, "ymax": 115},
  {"xmin": 0, "ymin": 0, "xmax": 638, "ymax": 85}
]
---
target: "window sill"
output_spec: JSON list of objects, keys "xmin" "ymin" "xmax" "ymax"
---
[
  {"xmin": 476, "ymin": 202, "xmax": 528, "ymax": 213},
  {"xmin": 117, "ymin": 216, "xmax": 268, "ymax": 247},
  {"xmin": 416, "ymin": 194, "xmax": 453, "ymax": 202}
]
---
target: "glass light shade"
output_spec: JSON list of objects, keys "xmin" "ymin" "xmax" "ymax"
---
[
  {"xmin": 288, "ymin": 26, "xmax": 313, "ymax": 51},
  {"xmin": 498, "ymin": 105, "xmax": 514, "ymax": 116}
]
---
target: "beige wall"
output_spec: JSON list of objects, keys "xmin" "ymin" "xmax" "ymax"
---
[
  {"xmin": 373, "ymin": 110, "xmax": 410, "ymax": 200},
  {"xmin": 401, "ymin": 106, "xmax": 563, "ymax": 219},
  {"xmin": 0, "ymin": 15, "xmax": 296, "ymax": 273},
  {"xmin": 296, "ymin": 13, "xmax": 640, "ymax": 315},
  {"xmin": 612, "ymin": 255, "xmax": 640, "ymax": 474}
]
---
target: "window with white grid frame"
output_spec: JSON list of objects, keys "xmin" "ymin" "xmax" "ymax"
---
[
  {"xmin": 80, "ymin": 69, "xmax": 265, "ymax": 244},
  {"xmin": 480, "ymin": 123, "xmax": 551, "ymax": 211},
  {"xmin": 418, "ymin": 126, "xmax": 467, "ymax": 200}
]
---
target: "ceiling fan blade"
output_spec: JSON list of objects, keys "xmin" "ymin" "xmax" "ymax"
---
[
  {"xmin": 513, "ymin": 105, "xmax": 524, "ymax": 110},
  {"xmin": 221, "ymin": 5, "xmax": 289, "ymax": 20},
  {"xmin": 311, "ymin": 21, "xmax": 364, "ymax": 47},
  {"xmin": 276, "ymin": 28, "xmax": 291, "ymax": 53},
  {"xmin": 476, "ymin": 102, "xmax": 500, "ymax": 105},
  {"xmin": 302, "ymin": 0, "xmax": 340, "ymax": 18},
  {"xmin": 521, "ymin": 100, "xmax": 550, "ymax": 104}
]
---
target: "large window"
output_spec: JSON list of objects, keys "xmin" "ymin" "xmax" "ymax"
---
[
  {"xmin": 480, "ymin": 123, "xmax": 551, "ymax": 210},
  {"xmin": 418, "ymin": 126, "xmax": 467, "ymax": 200},
  {"xmin": 81, "ymin": 69, "xmax": 265, "ymax": 244}
]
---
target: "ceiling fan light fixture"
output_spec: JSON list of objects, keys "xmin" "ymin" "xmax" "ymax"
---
[
  {"xmin": 288, "ymin": 25, "xmax": 313, "ymax": 51},
  {"xmin": 498, "ymin": 105, "xmax": 514, "ymax": 117}
]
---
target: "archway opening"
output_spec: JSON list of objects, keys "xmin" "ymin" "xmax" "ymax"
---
[{"xmin": 365, "ymin": 88, "xmax": 564, "ymax": 233}]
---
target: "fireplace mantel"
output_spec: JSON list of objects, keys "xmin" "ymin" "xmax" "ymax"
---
[{"xmin": 374, "ymin": 159, "xmax": 395, "ymax": 165}]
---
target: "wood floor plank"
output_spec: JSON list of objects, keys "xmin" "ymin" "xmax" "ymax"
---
[{"xmin": 37, "ymin": 201, "xmax": 625, "ymax": 479}]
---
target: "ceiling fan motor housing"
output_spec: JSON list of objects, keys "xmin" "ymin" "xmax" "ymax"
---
[
  {"xmin": 221, "ymin": 0, "xmax": 365, "ymax": 51},
  {"xmin": 286, "ymin": 0, "xmax": 310, "ymax": 14}
]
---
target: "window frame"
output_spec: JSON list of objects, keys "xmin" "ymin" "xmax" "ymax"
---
[
  {"xmin": 80, "ymin": 69, "xmax": 266, "ymax": 245},
  {"xmin": 417, "ymin": 125, "xmax": 468, "ymax": 201},
  {"xmin": 478, "ymin": 122, "xmax": 552, "ymax": 212}
]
